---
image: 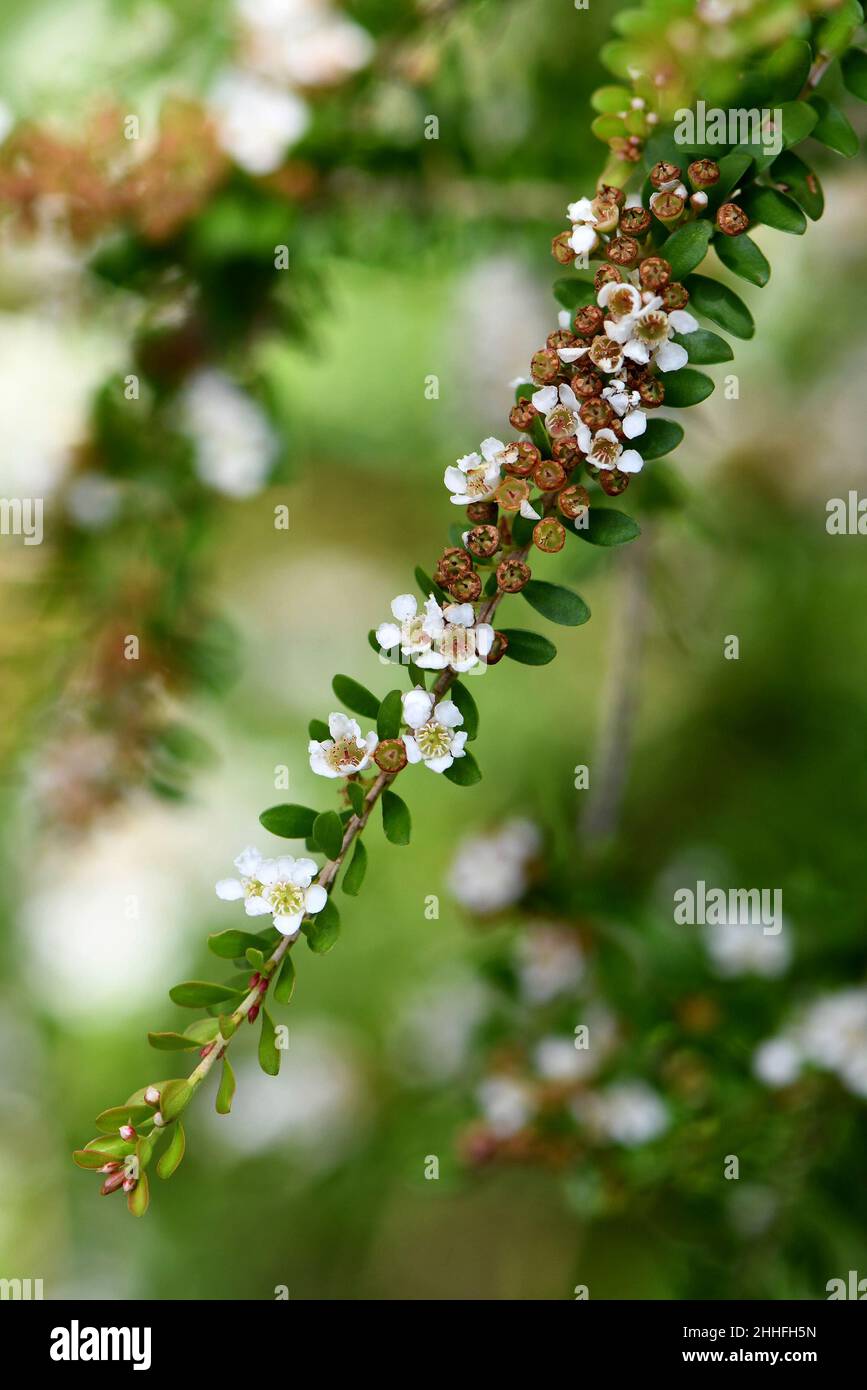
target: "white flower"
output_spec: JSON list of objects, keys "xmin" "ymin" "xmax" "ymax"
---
[
  {"xmin": 797, "ymin": 988, "xmax": 867, "ymax": 1098},
  {"xmin": 566, "ymin": 196, "xmax": 598, "ymax": 257},
  {"xmin": 444, "ymin": 437, "xmax": 514, "ymax": 505},
  {"xmin": 605, "ymin": 296, "xmax": 698, "ymax": 373},
  {"xmin": 477, "ymin": 1075, "xmax": 534, "ymax": 1138},
  {"xmin": 377, "ymin": 593, "xmax": 493, "ymax": 673},
  {"xmin": 401, "ymin": 687, "xmax": 467, "ymax": 773},
  {"xmin": 309, "ymin": 712, "xmax": 377, "ymax": 778},
  {"xmin": 216, "ymin": 847, "xmax": 328, "ymax": 937},
  {"xmin": 517, "ymin": 925, "xmax": 584, "ymax": 1004},
  {"xmin": 601, "ymin": 378, "xmax": 647, "ymax": 438},
  {"xmin": 532, "ymin": 381, "xmax": 581, "ymax": 438},
  {"xmin": 753, "ymin": 1037, "xmax": 801, "ymax": 1088},
  {"xmin": 180, "ymin": 369, "xmax": 277, "ymax": 497},
  {"xmin": 209, "ymin": 69, "xmax": 310, "ymax": 175},
  {"xmin": 235, "ymin": 0, "xmax": 374, "ymax": 88},
  {"xmin": 597, "ymin": 280, "xmax": 642, "ymax": 320},
  {"xmin": 576, "ymin": 423, "xmax": 644, "ymax": 474},
  {"xmin": 703, "ymin": 920, "xmax": 791, "ymax": 979},
  {"xmin": 448, "ymin": 818, "xmax": 541, "ymax": 916},
  {"xmin": 576, "ymin": 1080, "xmax": 669, "ymax": 1147}
]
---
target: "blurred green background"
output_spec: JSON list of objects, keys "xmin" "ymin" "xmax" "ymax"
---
[{"xmin": 1, "ymin": 0, "xmax": 867, "ymax": 1300}]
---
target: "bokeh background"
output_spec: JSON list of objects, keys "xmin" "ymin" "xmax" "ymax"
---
[{"xmin": 1, "ymin": 0, "xmax": 867, "ymax": 1300}]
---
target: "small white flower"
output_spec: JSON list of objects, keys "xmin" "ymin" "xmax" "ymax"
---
[
  {"xmin": 209, "ymin": 69, "xmax": 309, "ymax": 175},
  {"xmin": 576, "ymin": 423, "xmax": 644, "ymax": 474},
  {"xmin": 600, "ymin": 378, "xmax": 647, "ymax": 439},
  {"xmin": 517, "ymin": 925, "xmax": 584, "ymax": 1004},
  {"xmin": 377, "ymin": 593, "xmax": 492, "ymax": 673},
  {"xmin": 477, "ymin": 1075, "xmax": 534, "ymax": 1138},
  {"xmin": 532, "ymin": 381, "xmax": 581, "ymax": 438},
  {"xmin": 753, "ymin": 1037, "xmax": 801, "ymax": 1088},
  {"xmin": 605, "ymin": 297, "xmax": 698, "ymax": 372},
  {"xmin": 309, "ymin": 712, "xmax": 377, "ymax": 778},
  {"xmin": 448, "ymin": 818, "xmax": 541, "ymax": 916},
  {"xmin": 402, "ymin": 687, "xmax": 467, "ymax": 773},
  {"xmin": 576, "ymin": 1080, "xmax": 669, "ymax": 1147},
  {"xmin": 597, "ymin": 280, "xmax": 642, "ymax": 320},
  {"xmin": 216, "ymin": 846, "xmax": 328, "ymax": 937},
  {"xmin": 565, "ymin": 196, "xmax": 598, "ymax": 257},
  {"xmin": 181, "ymin": 369, "xmax": 278, "ymax": 497},
  {"xmin": 376, "ymin": 592, "xmax": 443, "ymax": 662},
  {"xmin": 444, "ymin": 437, "xmax": 515, "ymax": 505},
  {"xmin": 703, "ymin": 920, "xmax": 791, "ymax": 979}
]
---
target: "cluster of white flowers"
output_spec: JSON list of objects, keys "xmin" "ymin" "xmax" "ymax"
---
[
  {"xmin": 376, "ymin": 592, "xmax": 494, "ymax": 673},
  {"xmin": 601, "ymin": 282, "xmax": 698, "ymax": 373},
  {"xmin": 180, "ymin": 368, "xmax": 278, "ymax": 498},
  {"xmin": 754, "ymin": 987, "xmax": 867, "ymax": 1099},
  {"xmin": 216, "ymin": 845, "xmax": 327, "ymax": 937},
  {"xmin": 703, "ymin": 919, "xmax": 792, "ymax": 979},
  {"xmin": 572, "ymin": 1080, "xmax": 669, "ymax": 1147},
  {"xmin": 210, "ymin": 0, "xmax": 373, "ymax": 175},
  {"xmin": 533, "ymin": 1008, "xmax": 618, "ymax": 1084},
  {"xmin": 516, "ymin": 923, "xmax": 585, "ymax": 1004},
  {"xmin": 448, "ymin": 818, "xmax": 542, "ymax": 915}
]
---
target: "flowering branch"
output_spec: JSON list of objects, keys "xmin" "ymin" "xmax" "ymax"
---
[{"xmin": 74, "ymin": 0, "xmax": 867, "ymax": 1213}]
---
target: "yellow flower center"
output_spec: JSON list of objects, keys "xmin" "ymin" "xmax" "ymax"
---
[
  {"xmin": 326, "ymin": 736, "xmax": 365, "ymax": 771},
  {"xmin": 635, "ymin": 311, "xmax": 669, "ymax": 345},
  {"xmin": 416, "ymin": 720, "xmax": 452, "ymax": 759},
  {"xmin": 269, "ymin": 882, "xmax": 306, "ymax": 917}
]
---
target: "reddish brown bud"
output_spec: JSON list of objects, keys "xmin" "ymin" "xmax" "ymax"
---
[
  {"xmin": 467, "ymin": 500, "xmax": 498, "ymax": 524},
  {"xmin": 466, "ymin": 524, "xmax": 500, "ymax": 559},
  {"xmin": 486, "ymin": 632, "xmax": 509, "ymax": 666},
  {"xmin": 662, "ymin": 281, "xmax": 689, "ymax": 311},
  {"xmin": 100, "ymin": 1170, "xmax": 127, "ymax": 1196},
  {"xmin": 533, "ymin": 459, "xmax": 567, "ymax": 492},
  {"xmin": 606, "ymin": 235, "xmax": 640, "ymax": 268},
  {"xmin": 594, "ymin": 264, "xmax": 623, "ymax": 292},
  {"xmin": 572, "ymin": 304, "xmax": 604, "ymax": 338},
  {"xmin": 650, "ymin": 161, "xmax": 681, "ymax": 189},
  {"xmin": 557, "ymin": 484, "xmax": 590, "ymax": 520},
  {"xmin": 638, "ymin": 256, "xmax": 671, "ymax": 291},
  {"xmin": 504, "ymin": 441, "xmax": 540, "ymax": 478},
  {"xmin": 599, "ymin": 468, "xmax": 630, "ymax": 496},
  {"xmin": 119, "ymin": 1124, "xmax": 136, "ymax": 1142},
  {"xmin": 716, "ymin": 201, "xmax": 749, "ymax": 236},
  {"xmin": 579, "ymin": 397, "xmax": 613, "ymax": 430},
  {"xmin": 448, "ymin": 570, "xmax": 482, "ymax": 602},
  {"xmin": 619, "ymin": 205, "xmax": 652, "ymax": 237},
  {"xmin": 248, "ymin": 1003, "xmax": 261, "ymax": 1025},
  {"xmin": 530, "ymin": 347, "xmax": 561, "ymax": 385},
  {"xmin": 569, "ymin": 368, "xmax": 603, "ymax": 400},
  {"xmin": 496, "ymin": 557, "xmax": 532, "ymax": 593},
  {"xmin": 509, "ymin": 399, "xmax": 537, "ymax": 433},
  {"xmin": 437, "ymin": 546, "xmax": 473, "ymax": 582},
  {"xmin": 638, "ymin": 376, "xmax": 665, "ymax": 408},
  {"xmin": 551, "ymin": 230, "xmax": 576, "ymax": 265},
  {"xmin": 546, "ymin": 329, "xmax": 575, "ymax": 351},
  {"xmin": 533, "ymin": 517, "xmax": 566, "ymax": 553},
  {"xmin": 552, "ymin": 436, "xmax": 583, "ymax": 470},
  {"xmin": 687, "ymin": 158, "xmax": 720, "ymax": 189},
  {"xmin": 495, "ymin": 477, "xmax": 530, "ymax": 513},
  {"xmin": 374, "ymin": 739, "xmax": 408, "ymax": 773}
]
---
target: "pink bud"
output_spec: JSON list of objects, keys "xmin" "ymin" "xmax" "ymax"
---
[
  {"xmin": 100, "ymin": 1170, "xmax": 126, "ymax": 1195},
  {"xmin": 248, "ymin": 1004, "xmax": 260, "ymax": 1025},
  {"xmin": 122, "ymin": 1176, "xmax": 137, "ymax": 1193},
  {"xmin": 152, "ymin": 1111, "xmax": 166, "ymax": 1128},
  {"xmin": 144, "ymin": 1086, "xmax": 160, "ymax": 1107},
  {"xmin": 119, "ymin": 1124, "xmax": 136, "ymax": 1141},
  {"xmin": 98, "ymin": 1161, "xmax": 122, "ymax": 1174}
]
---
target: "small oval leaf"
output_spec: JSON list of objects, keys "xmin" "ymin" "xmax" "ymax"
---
[
  {"xmin": 442, "ymin": 751, "xmax": 482, "ymax": 786},
  {"xmin": 498, "ymin": 629, "xmax": 557, "ymax": 665},
  {"xmin": 573, "ymin": 508, "xmax": 641, "ymax": 546},
  {"xmin": 156, "ymin": 1121, "xmax": 186, "ymax": 1180},
  {"xmin": 661, "ymin": 219, "xmax": 713, "ymax": 280},
  {"xmin": 274, "ymin": 953, "xmax": 296, "ymax": 1004},
  {"xmin": 331, "ymin": 674, "xmax": 380, "ymax": 720},
  {"xmin": 257, "ymin": 1008, "xmax": 281, "ymax": 1077},
  {"xmin": 313, "ymin": 809, "xmax": 344, "ymax": 861},
  {"xmin": 521, "ymin": 580, "xmax": 590, "ymax": 627},
  {"xmin": 638, "ymin": 418, "xmax": 685, "ymax": 457},
  {"xmin": 685, "ymin": 274, "xmax": 755, "ymax": 339},
  {"xmin": 660, "ymin": 368, "xmax": 715, "ymax": 408},
  {"xmin": 303, "ymin": 897, "xmax": 341, "ymax": 953},
  {"xmin": 216, "ymin": 1056, "xmax": 236, "ymax": 1115},
  {"xmin": 449, "ymin": 680, "xmax": 479, "ymax": 740},
  {"xmin": 342, "ymin": 838, "xmax": 368, "ymax": 896},
  {"xmin": 259, "ymin": 803, "xmax": 318, "ymax": 839},
  {"xmin": 714, "ymin": 231, "xmax": 770, "ymax": 287},
  {"xmin": 377, "ymin": 688, "xmax": 403, "ymax": 740},
  {"xmin": 382, "ymin": 790, "xmax": 411, "ymax": 845}
]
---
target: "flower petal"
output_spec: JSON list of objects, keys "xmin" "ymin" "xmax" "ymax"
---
[
  {"xmin": 622, "ymin": 409, "xmax": 646, "ymax": 439},
  {"xmin": 390, "ymin": 593, "xmax": 418, "ymax": 622},
  {"xmin": 655, "ymin": 341, "xmax": 688, "ymax": 373},
  {"xmin": 305, "ymin": 883, "xmax": 328, "ymax": 915},
  {"xmin": 619, "ymin": 449, "xmax": 645, "ymax": 474},
  {"xmin": 216, "ymin": 878, "xmax": 245, "ymax": 901},
  {"xmin": 402, "ymin": 686, "xmax": 434, "ymax": 729}
]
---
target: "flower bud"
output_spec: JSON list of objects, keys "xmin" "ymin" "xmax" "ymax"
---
[
  {"xmin": 572, "ymin": 304, "xmax": 604, "ymax": 338},
  {"xmin": 650, "ymin": 161, "xmax": 681, "ymax": 189},
  {"xmin": 495, "ymin": 477, "xmax": 530, "ymax": 513},
  {"xmin": 496, "ymin": 557, "xmax": 532, "ymax": 593},
  {"xmin": 122, "ymin": 1176, "xmax": 138, "ymax": 1194},
  {"xmin": 486, "ymin": 632, "xmax": 509, "ymax": 665},
  {"xmin": 716, "ymin": 202, "xmax": 749, "ymax": 237},
  {"xmin": 552, "ymin": 436, "xmax": 583, "ymax": 470},
  {"xmin": 437, "ymin": 546, "xmax": 473, "ymax": 583},
  {"xmin": 594, "ymin": 264, "xmax": 623, "ymax": 292},
  {"xmin": 557, "ymin": 484, "xmax": 590, "ymax": 520},
  {"xmin": 596, "ymin": 183, "xmax": 625, "ymax": 207},
  {"xmin": 662, "ymin": 281, "xmax": 689, "ymax": 311},
  {"xmin": 467, "ymin": 500, "xmax": 498, "ymax": 524},
  {"xmin": 504, "ymin": 441, "xmax": 540, "ymax": 478},
  {"xmin": 606, "ymin": 235, "xmax": 640, "ymax": 268},
  {"xmin": 638, "ymin": 256, "xmax": 671, "ymax": 291},
  {"xmin": 551, "ymin": 230, "xmax": 576, "ymax": 265},
  {"xmin": 153, "ymin": 1111, "xmax": 166, "ymax": 1127},
  {"xmin": 448, "ymin": 571, "xmax": 482, "ymax": 602},
  {"xmin": 546, "ymin": 329, "xmax": 575, "ymax": 351},
  {"xmin": 600, "ymin": 468, "xmax": 630, "ymax": 496},
  {"xmin": 100, "ymin": 1170, "xmax": 126, "ymax": 1196},
  {"xmin": 619, "ymin": 205, "xmax": 652, "ymax": 237},
  {"xmin": 650, "ymin": 191, "xmax": 685, "ymax": 226},
  {"xmin": 509, "ymin": 399, "xmax": 537, "ymax": 433},
  {"xmin": 690, "ymin": 191, "xmax": 708, "ymax": 213},
  {"xmin": 610, "ymin": 135, "xmax": 643, "ymax": 163},
  {"xmin": 119, "ymin": 1124, "xmax": 136, "ymax": 1142},
  {"xmin": 144, "ymin": 1086, "xmax": 160, "ymax": 1108},
  {"xmin": 466, "ymin": 524, "xmax": 500, "ymax": 559},
  {"xmin": 569, "ymin": 368, "xmax": 603, "ymax": 400},
  {"xmin": 530, "ymin": 347, "xmax": 561, "ymax": 385},
  {"xmin": 687, "ymin": 158, "xmax": 720, "ymax": 189},
  {"xmin": 248, "ymin": 1003, "xmax": 261, "ymax": 1025},
  {"xmin": 99, "ymin": 1161, "xmax": 123, "ymax": 1175},
  {"xmin": 374, "ymin": 739, "xmax": 408, "ymax": 773},
  {"xmin": 533, "ymin": 517, "xmax": 566, "ymax": 553},
  {"xmin": 579, "ymin": 397, "xmax": 613, "ymax": 430},
  {"xmin": 533, "ymin": 459, "xmax": 567, "ymax": 492}
]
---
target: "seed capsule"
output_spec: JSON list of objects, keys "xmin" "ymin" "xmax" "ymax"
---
[
  {"xmin": 466, "ymin": 524, "xmax": 500, "ymax": 559},
  {"xmin": 467, "ymin": 500, "xmax": 498, "ymax": 524},
  {"xmin": 649, "ymin": 161, "xmax": 681, "ymax": 189},
  {"xmin": 557, "ymin": 484, "xmax": 590, "ymax": 520},
  {"xmin": 504, "ymin": 441, "xmax": 540, "ymax": 478},
  {"xmin": 551, "ymin": 230, "xmax": 576, "ymax": 265},
  {"xmin": 547, "ymin": 329, "xmax": 575, "ymax": 351},
  {"xmin": 530, "ymin": 347, "xmax": 561, "ymax": 384},
  {"xmin": 662, "ymin": 281, "xmax": 690, "ymax": 311},
  {"xmin": 620, "ymin": 206, "xmax": 652, "ymax": 237},
  {"xmin": 716, "ymin": 201, "xmax": 749, "ymax": 236},
  {"xmin": 638, "ymin": 376, "xmax": 665, "ymax": 407},
  {"xmin": 448, "ymin": 571, "xmax": 482, "ymax": 602},
  {"xmin": 552, "ymin": 436, "xmax": 583, "ymax": 470},
  {"xmin": 374, "ymin": 739, "xmax": 408, "ymax": 773},
  {"xmin": 606, "ymin": 235, "xmax": 640, "ymax": 268},
  {"xmin": 599, "ymin": 468, "xmax": 630, "ymax": 496},
  {"xmin": 495, "ymin": 477, "xmax": 530, "ymax": 512},
  {"xmin": 594, "ymin": 264, "xmax": 623, "ymax": 292},
  {"xmin": 687, "ymin": 158, "xmax": 720, "ymax": 189},
  {"xmin": 639, "ymin": 256, "xmax": 671, "ymax": 291},
  {"xmin": 497, "ymin": 557, "xmax": 532, "ymax": 593},
  {"xmin": 533, "ymin": 518, "xmax": 566, "ymax": 553},
  {"xmin": 572, "ymin": 304, "xmax": 604, "ymax": 338},
  {"xmin": 533, "ymin": 459, "xmax": 567, "ymax": 492},
  {"xmin": 579, "ymin": 398, "xmax": 613, "ymax": 430},
  {"xmin": 569, "ymin": 368, "xmax": 603, "ymax": 400},
  {"xmin": 437, "ymin": 546, "xmax": 473, "ymax": 582},
  {"xmin": 486, "ymin": 631, "xmax": 509, "ymax": 665},
  {"xmin": 509, "ymin": 399, "xmax": 537, "ymax": 432}
]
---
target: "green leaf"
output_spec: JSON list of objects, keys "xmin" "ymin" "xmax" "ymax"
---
[
  {"xmin": 346, "ymin": 781, "xmax": 366, "ymax": 816},
  {"xmin": 313, "ymin": 809, "xmax": 344, "ymax": 860},
  {"xmin": 169, "ymin": 980, "xmax": 244, "ymax": 1008},
  {"xmin": 160, "ymin": 1079, "xmax": 193, "ymax": 1122},
  {"xmin": 591, "ymin": 84, "xmax": 632, "ymax": 113},
  {"xmin": 808, "ymin": 96, "xmax": 859, "ymax": 157},
  {"xmin": 147, "ymin": 1031, "xmax": 200, "ymax": 1052},
  {"xmin": 367, "ymin": 628, "xmax": 381, "ymax": 655},
  {"xmin": 521, "ymin": 580, "xmax": 590, "ymax": 627},
  {"xmin": 73, "ymin": 1148, "xmax": 123, "ymax": 1169},
  {"xmin": 661, "ymin": 220, "xmax": 713, "ymax": 280},
  {"xmin": 842, "ymin": 48, "xmax": 867, "ymax": 101},
  {"xmin": 591, "ymin": 112, "xmax": 627, "ymax": 141},
  {"xmin": 218, "ymin": 1014, "xmax": 236, "ymax": 1039},
  {"xmin": 706, "ymin": 152, "xmax": 753, "ymax": 209},
  {"xmin": 382, "ymin": 789, "xmax": 411, "ymax": 845},
  {"xmin": 207, "ymin": 928, "xmax": 272, "ymax": 960},
  {"xmin": 499, "ymin": 629, "xmax": 557, "ymax": 665},
  {"xmin": 245, "ymin": 946, "xmax": 264, "ymax": 969},
  {"xmin": 183, "ymin": 1017, "xmax": 222, "ymax": 1043},
  {"xmin": 778, "ymin": 99, "xmax": 819, "ymax": 150},
  {"xmin": 574, "ymin": 508, "xmax": 641, "ymax": 546},
  {"xmin": 513, "ymin": 381, "xmax": 534, "ymax": 403},
  {"xmin": 156, "ymin": 1122, "xmax": 185, "ymax": 1180},
  {"xmin": 331, "ymin": 674, "xmax": 380, "ymax": 720},
  {"xmin": 274, "ymin": 953, "xmax": 296, "ymax": 1004},
  {"xmin": 308, "ymin": 718, "xmax": 329, "ymax": 741},
  {"xmin": 84, "ymin": 1134, "xmax": 134, "ymax": 1157},
  {"xmin": 342, "ymin": 838, "xmax": 368, "ymax": 896},
  {"xmin": 257, "ymin": 1008, "xmax": 281, "ymax": 1077},
  {"xmin": 259, "ymin": 803, "xmax": 318, "ymax": 838},
  {"xmin": 770, "ymin": 150, "xmax": 824, "ymax": 220},
  {"xmin": 639, "ymin": 418, "xmax": 685, "ymax": 457},
  {"xmin": 763, "ymin": 37, "xmax": 812, "ymax": 101},
  {"xmin": 685, "ymin": 274, "xmax": 755, "ymax": 339},
  {"xmin": 127, "ymin": 1171, "xmax": 149, "ymax": 1217},
  {"xmin": 94, "ymin": 1103, "xmax": 156, "ymax": 1134},
  {"xmin": 739, "ymin": 186, "xmax": 806, "ymax": 236},
  {"xmin": 714, "ymin": 231, "xmax": 770, "ymax": 287},
  {"xmin": 552, "ymin": 277, "xmax": 596, "ymax": 311},
  {"xmin": 661, "ymin": 368, "xmax": 715, "ymax": 407},
  {"xmin": 450, "ymin": 680, "xmax": 479, "ymax": 740},
  {"xmin": 216, "ymin": 1056, "xmax": 236, "ymax": 1115},
  {"xmin": 377, "ymin": 688, "xmax": 403, "ymax": 740},
  {"xmin": 442, "ymin": 752, "xmax": 482, "ymax": 786},
  {"xmin": 303, "ymin": 897, "xmax": 341, "ymax": 953},
  {"xmin": 819, "ymin": 0, "xmax": 864, "ymax": 58}
]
